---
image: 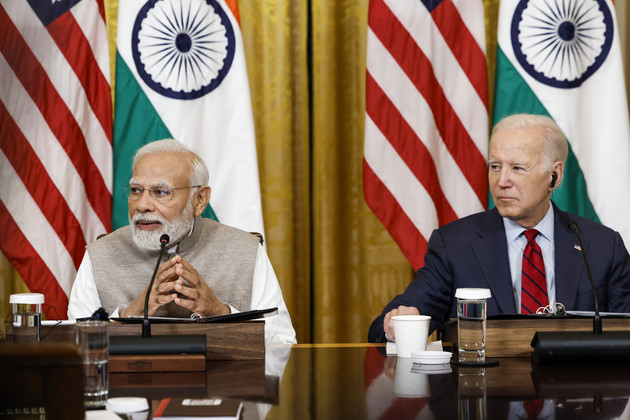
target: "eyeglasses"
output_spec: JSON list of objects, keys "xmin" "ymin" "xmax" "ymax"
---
[{"xmin": 123, "ymin": 184, "xmax": 201, "ymax": 202}]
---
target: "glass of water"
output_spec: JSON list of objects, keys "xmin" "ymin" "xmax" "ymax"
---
[
  {"xmin": 10, "ymin": 293, "xmax": 44, "ymax": 343},
  {"xmin": 456, "ymin": 288, "xmax": 491, "ymax": 363},
  {"xmin": 75, "ymin": 320, "xmax": 109, "ymax": 408}
]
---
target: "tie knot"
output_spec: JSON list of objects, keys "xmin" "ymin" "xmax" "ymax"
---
[{"xmin": 524, "ymin": 229, "xmax": 539, "ymax": 243}]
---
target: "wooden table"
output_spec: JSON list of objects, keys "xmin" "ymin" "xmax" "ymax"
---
[
  {"xmin": 36, "ymin": 321, "xmax": 265, "ymax": 360},
  {"xmin": 259, "ymin": 344, "xmax": 630, "ymax": 419},
  {"xmin": 4, "ymin": 342, "xmax": 630, "ymax": 419},
  {"xmin": 445, "ymin": 316, "xmax": 630, "ymax": 357},
  {"xmin": 103, "ymin": 343, "xmax": 630, "ymax": 419}
]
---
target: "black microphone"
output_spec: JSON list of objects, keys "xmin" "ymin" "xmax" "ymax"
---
[
  {"xmin": 569, "ymin": 222, "xmax": 602, "ymax": 335},
  {"xmin": 531, "ymin": 220, "xmax": 630, "ymax": 364},
  {"xmin": 109, "ymin": 233, "xmax": 207, "ymax": 356},
  {"xmin": 142, "ymin": 234, "xmax": 170, "ymax": 338}
]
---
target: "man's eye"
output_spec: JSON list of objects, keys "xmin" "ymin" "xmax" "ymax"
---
[
  {"xmin": 129, "ymin": 186, "xmax": 143, "ymax": 194},
  {"xmin": 153, "ymin": 187, "xmax": 171, "ymax": 197}
]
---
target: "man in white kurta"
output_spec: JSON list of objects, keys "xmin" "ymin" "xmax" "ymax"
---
[{"xmin": 68, "ymin": 139, "xmax": 296, "ymax": 345}]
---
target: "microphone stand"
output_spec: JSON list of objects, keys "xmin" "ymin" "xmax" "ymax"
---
[
  {"xmin": 142, "ymin": 234, "xmax": 169, "ymax": 338},
  {"xmin": 570, "ymin": 223, "xmax": 602, "ymax": 335},
  {"xmin": 109, "ymin": 234, "xmax": 207, "ymax": 356},
  {"xmin": 531, "ymin": 221, "xmax": 630, "ymax": 364}
]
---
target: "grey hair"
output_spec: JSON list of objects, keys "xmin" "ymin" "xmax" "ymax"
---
[
  {"xmin": 132, "ymin": 139, "xmax": 209, "ymax": 186},
  {"xmin": 491, "ymin": 114, "xmax": 568, "ymax": 171}
]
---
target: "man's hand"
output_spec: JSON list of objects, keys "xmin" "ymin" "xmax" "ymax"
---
[
  {"xmin": 169, "ymin": 255, "xmax": 230, "ymax": 316},
  {"xmin": 383, "ymin": 305, "xmax": 420, "ymax": 341},
  {"xmin": 383, "ymin": 356, "xmax": 397, "ymax": 380},
  {"xmin": 120, "ymin": 255, "xmax": 229, "ymax": 318},
  {"xmin": 120, "ymin": 257, "xmax": 181, "ymax": 318}
]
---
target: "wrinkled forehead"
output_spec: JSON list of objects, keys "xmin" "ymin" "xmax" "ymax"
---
[
  {"xmin": 489, "ymin": 126, "xmax": 545, "ymax": 161},
  {"xmin": 131, "ymin": 153, "xmax": 191, "ymax": 186}
]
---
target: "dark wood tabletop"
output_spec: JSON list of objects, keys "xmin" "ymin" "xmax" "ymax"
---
[
  {"xmin": 107, "ymin": 343, "xmax": 630, "ymax": 419},
  {"xmin": 4, "ymin": 342, "xmax": 630, "ymax": 419}
]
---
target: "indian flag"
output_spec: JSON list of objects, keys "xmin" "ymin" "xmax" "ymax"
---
[
  {"xmin": 494, "ymin": 0, "xmax": 630, "ymax": 247},
  {"xmin": 113, "ymin": 0, "xmax": 264, "ymax": 235}
]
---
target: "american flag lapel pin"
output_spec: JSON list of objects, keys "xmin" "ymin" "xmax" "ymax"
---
[{"xmin": 574, "ymin": 244, "xmax": 582, "ymax": 251}]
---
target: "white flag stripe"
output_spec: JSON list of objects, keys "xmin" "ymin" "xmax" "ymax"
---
[
  {"xmin": 0, "ymin": 150, "xmax": 76, "ymax": 295},
  {"xmin": 4, "ymin": 0, "xmax": 112, "ymax": 190},
  {"xmin": 497, "ymin": 0, "xmax": 630, "ymax": 247},
  {"xmin": 365, "ymin": 0, "xmax": 487, "ymax": 268},
  {"xmin": 71, "ymin": 0, "xmax": 111, "ymax": 81},
  {"xmin": 364, "ymin": 116, "xmax": 439, "ymax": 239},
  {"xmin": 367, "ymin": 30, "xmax": 485, "ymax": 217},
  {"xmin": 0, "ymin": 55, "xmax": 107, "ymax": 242},
  {"xmin": 452, "ymin": 0, "xmax": 486, "ymax": 54},
  {"xmin": 384, "ymin": 0, "xmax": 488, "ymax": 154}
]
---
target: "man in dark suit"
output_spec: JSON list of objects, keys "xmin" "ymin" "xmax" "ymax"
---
[{"xmin": 368, "ymin": 114, "xmax": 630, "ymax": 342}]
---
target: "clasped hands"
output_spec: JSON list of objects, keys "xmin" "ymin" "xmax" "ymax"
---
[{"xmin": 121, "ymin": 255, "xmax": 230, "ymax": 318}]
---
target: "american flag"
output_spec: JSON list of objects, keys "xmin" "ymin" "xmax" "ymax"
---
[
  {"xmin": 0, "ymin": 0, "xmax": 112, "ymax": 318},
  {"xmin": 363, "ymin": 0, "xmax": 489, "ymax": 270}
]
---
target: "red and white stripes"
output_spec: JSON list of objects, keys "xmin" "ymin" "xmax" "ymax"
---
[
  {"xmin": 0, "ymin": 0, "xmax": 112, "ymax": 318},
  {"xmin": 364, "ymin": 0, "xmax": 488, "ymax": 269}
]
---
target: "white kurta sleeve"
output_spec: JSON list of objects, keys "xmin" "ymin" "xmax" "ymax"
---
[
  {"xmin": 251, "ymin": 244, "xmax": 297, "ymax": 344},
  {"xmin": 67, "ymin": 251, "xmax": 102, "ymax": 321}
]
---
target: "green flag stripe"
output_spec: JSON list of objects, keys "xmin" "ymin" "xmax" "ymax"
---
[
  {"xmin": 112, "ymin": 52, "xmax": 218, "ymax": 230},
  {"xmin": 491, "ymin": 47, "xmax": 600, "ymax": 223}
]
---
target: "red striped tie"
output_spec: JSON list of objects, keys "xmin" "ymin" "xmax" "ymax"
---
[
  {"xmin": 521, "ymin": 229, "xmax": 549, "ymax": 314},
  {"xmin": 524, "ymin": 399, "xmax": 544, "ymax": 419}
]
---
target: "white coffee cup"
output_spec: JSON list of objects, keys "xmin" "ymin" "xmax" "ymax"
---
[
  {"xmin": 392, "ymin": 314, "xmax": 431, "ymax": 358},
  {"xmin": 106, "ymin": 397, "xmax": 149, "ymax": 420}
]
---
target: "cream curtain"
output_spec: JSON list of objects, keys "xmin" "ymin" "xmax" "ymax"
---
[{"xmin": 2, "ymin": 0, "xmax": 629, "ymax": 343}]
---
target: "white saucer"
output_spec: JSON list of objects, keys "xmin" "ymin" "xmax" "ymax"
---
[{"xmin": 410, "ymin": 351, "xmax": 452, "ymax": 365}]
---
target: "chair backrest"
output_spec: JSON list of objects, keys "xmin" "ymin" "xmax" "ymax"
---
[{"xmin": 249, "ymin": 232, "xmax": 264, "ymax": 245}]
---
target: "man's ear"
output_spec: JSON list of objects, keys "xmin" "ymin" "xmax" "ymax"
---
[
  {"xmin": 550, "ymin": 161, "xmax": 564, "ymax": 190},
  {"xmin": 192, "ymin": 186, "xmax": 211, "ymax": 217}
]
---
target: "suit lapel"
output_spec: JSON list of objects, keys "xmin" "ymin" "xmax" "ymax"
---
[
  {"xmin": 472, "ymin": 209, "xmax": 516, "ymax": 313},
  {"xmin": 553, "ymin": 205, "xmax": 585, "ymax": 309}
]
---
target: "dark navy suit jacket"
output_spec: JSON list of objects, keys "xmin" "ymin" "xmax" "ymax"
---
[{"xmin": 368, "ymin": 203, "xmax": 630, "ymax": 342}]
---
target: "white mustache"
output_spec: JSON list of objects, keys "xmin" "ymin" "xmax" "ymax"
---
[{"xmin": 132, "ymin": 214, "xmax": 164, "ymax": 224}]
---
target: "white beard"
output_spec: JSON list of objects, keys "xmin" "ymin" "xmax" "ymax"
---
[{"xmin": 130, "ymin": 204, "xmax": 194, "ymax": 251}]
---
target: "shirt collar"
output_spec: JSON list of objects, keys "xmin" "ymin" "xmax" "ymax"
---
[{"xmin": 502, "ymin": 203, "xmax": 555, "ymax": 244}]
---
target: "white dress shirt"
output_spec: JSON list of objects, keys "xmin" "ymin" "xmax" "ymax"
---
[{"xmin": 503, "ymin": 204, "xmax": 557, "ymax": 313}]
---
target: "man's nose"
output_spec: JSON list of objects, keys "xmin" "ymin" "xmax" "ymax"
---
[
  {"xmin": 497, "ymin": 169, "xmax": 512, "ymax": 187},
  {"xmin": 134, "ymin": 189, "xmax": 156, "ymax": 211}
]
